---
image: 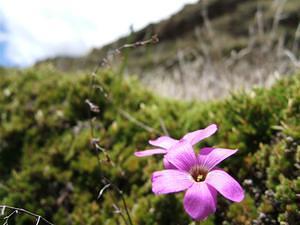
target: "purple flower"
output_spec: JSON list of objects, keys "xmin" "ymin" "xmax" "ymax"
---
[
  {"xmin": 151, "ymin": 140, "xmax": 244, "ymax": 221},
  {"xmin": 134, "ymin": 124, "xmax": 217, "ymax": 168}
]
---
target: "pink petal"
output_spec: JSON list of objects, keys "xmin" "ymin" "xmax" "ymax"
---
[
  {"xmin": 198, "ymin": 147, "xmax": 238, "ymax": 171},
  {"xmin": 134, "ymin": 148, "xmax": 167, "ymax": 157},
  {"xmin": 163, "ymin": 157, "xmax": 176, "ymax": 169},
  {"xmin": 183, "ymin": 182, "xmax": 217, "ymax": 221},
  {"xmin": 205, "ymin": 169, "xmax": 244, "ymax": 202},
  {"xmin": 182, "ymin": 124, "xmax": 218, "ymax": 145},
  {"xmin": 149, "ymin": 136, "xmax": 178, "ymax": 149},
  {"xmin": 152, "ymin": 170, "xmax": 193, "ymax": 194},
  {"xmin": 165, "ymin": 140, "xmax": 198, "ymax": 172}
]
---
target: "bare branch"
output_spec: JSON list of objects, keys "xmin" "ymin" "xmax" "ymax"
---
[
  {"xmin": 85, "ymin": 99, "xmax": 100, "ymax": 113},
  {"xmin": 159, "ymin": 117, "xmax": 169, "ymax": 136},
  {"xmin": 97, "ymin": 184, "xmax": 111, "ymax": 200},
  {"xmin": 117, "ymin": 108, "xmax": 158, "ymax": 134},
  {"xmin": 0, "ymin": 205, "xmax": 54, "ymax": 225},
  {"xmin": 35, "ymin": 216, "xmax": 41, "ymax": 225},
  {"xmin": 85, "ymin": 35, "xmax": 160, "ymax": 225}
]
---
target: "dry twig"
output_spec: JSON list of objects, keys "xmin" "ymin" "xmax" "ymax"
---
[{"xmin": 0, "ymin": 205, "xmax": 53, "ymax": 225}]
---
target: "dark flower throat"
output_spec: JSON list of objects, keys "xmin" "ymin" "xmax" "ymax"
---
[{"xmin": 190, "ymin": 165, "xmax": 208, "ymax": 182}]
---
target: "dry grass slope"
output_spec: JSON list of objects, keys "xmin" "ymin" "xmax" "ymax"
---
[{"xmin": 37, "ymin": 0, "xmax": 300, "ymax": 100}]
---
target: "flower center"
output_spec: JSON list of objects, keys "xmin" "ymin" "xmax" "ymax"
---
[{"xmin": 190, "ymin": 165, "xmax": 208, "ymax": 182}]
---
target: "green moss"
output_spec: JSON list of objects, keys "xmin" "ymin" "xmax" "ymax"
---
[{"xmin": 0, "ymin": 67, "xmax": 300, "ymax": 224}]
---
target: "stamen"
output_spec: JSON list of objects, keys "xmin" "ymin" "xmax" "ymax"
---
[
  {"xmin": 190, "ymin": 165, "xmax": 208, "ymax": 182},
  {"xmin": 196, "ymin": 174, "xmax": 204, "ymax": 182}
]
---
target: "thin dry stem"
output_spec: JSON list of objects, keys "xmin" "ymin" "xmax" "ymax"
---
[
  {"xmin": 0, "ymin": 205, "xmax": 53, "ymax": 225},
  {"xmin": 86, "ymin": 36, "xmax": 160, "ymax": 225}
]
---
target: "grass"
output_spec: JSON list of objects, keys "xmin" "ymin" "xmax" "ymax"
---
[{"xmin": 38, "ymin": 0, "xmax": 300, "ymax": 100}]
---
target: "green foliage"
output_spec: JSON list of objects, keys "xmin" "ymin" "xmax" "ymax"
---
[{"xmin": 0, "ymin": 66, "xmax": 299, "ymax": 224}]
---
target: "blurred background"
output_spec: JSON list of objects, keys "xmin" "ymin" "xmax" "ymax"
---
[
  {"xmin": 1, "ymin": 0, "xmax": 299, "ymax": 100},
  {"xmin": 0, "ymin": 0, "xmax": 197, "ymax": 67},
  {"xmin": 0, "ymin": 0, "xmax": 300, "ymax": 225}
]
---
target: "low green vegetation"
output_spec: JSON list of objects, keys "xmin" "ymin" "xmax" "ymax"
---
[{"xmin": 0, "ymin": 66, "xmax": 299, "ymax": 224}]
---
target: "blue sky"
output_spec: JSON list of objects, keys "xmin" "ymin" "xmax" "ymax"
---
[
  {"xmin": 0, "ymin": 0, "xmax": 197, "ymax": 68},
  {"xmin": 0, "ymin": 16, "xmax": 11, "ymax": 66},
  {"xmin": 0, "ymin": 23, "xmax": 6, "ymax": 64}
]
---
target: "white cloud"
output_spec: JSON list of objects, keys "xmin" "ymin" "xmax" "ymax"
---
[{"xmin": 0, "ymin": 0, "xmax": 198, "ymax": 67}]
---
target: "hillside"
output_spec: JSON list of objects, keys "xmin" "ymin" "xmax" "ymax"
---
[
  {"xmin": 37, "ymin": 0, "xmax": 300, "ymax": 100},
  {"xmin": 0, "ymin": 66, "xmax": 299, "ymax": 224}
]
